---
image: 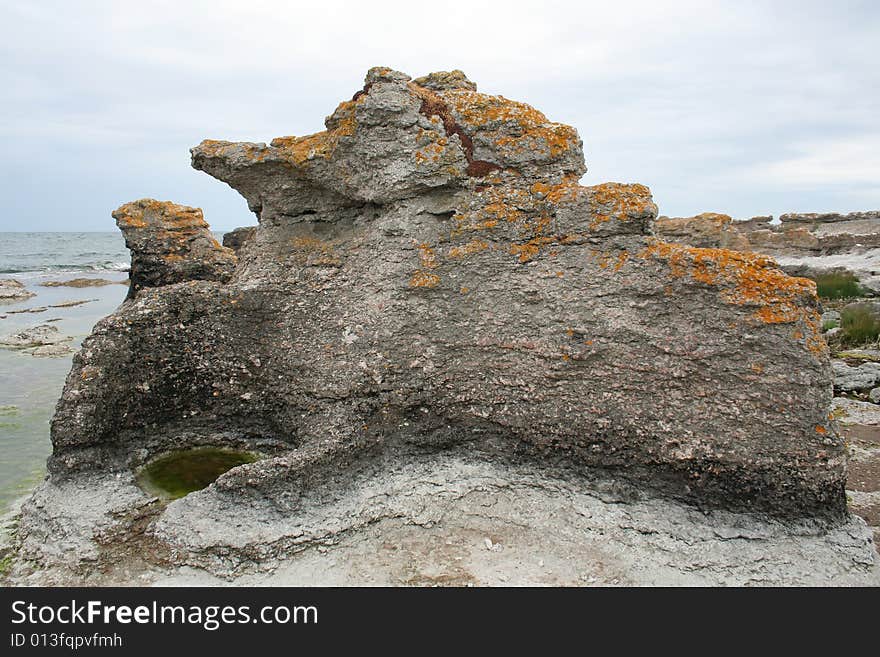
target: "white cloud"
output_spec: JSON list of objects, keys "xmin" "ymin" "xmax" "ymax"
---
[{"xmin": 744, "ymin": 136, "xmax": 880, "ymax": 187}]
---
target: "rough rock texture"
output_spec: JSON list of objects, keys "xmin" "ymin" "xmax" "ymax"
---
[
  {"xmin": 657, "ymin": 211, "xmax": 880, "ymax": 257},
  {"xmin": 655, "ymin": 211, "xmax": 880, "ymax": 292},
  {"xmin": 40, "ymin": 278, "xmax": 124, "ymax": 288},
  {"xmin": 653, "ymin": 213, "xmax": 751, "ymax": 251},
  {"xmin": 112, "ymin": 199, "xmax": 237, "ymax": 299},
  {"xmin": 0, "ymin": 278, "xmax": 35, "ymax": 303},
  {"xmin": 221, "ymin": 226, "xmax": 257, "ymax": 255},
  {"xmin": 13, "ymin": 67, "xmax": 878, "ymax": 585}
]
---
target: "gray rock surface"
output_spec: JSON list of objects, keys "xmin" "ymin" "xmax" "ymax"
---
[
  {"xmin": 0, "ymin": 278, "xmax": 35, "ymax": 303},
  {"xmin": 832, "ymin": 360, "xmax": 880, "ymax": 392},
  {"xmin": 0, "ymin": 323, "xmax": 71, "ymax": 348},
  {"xmin": 221, "ymin": 226, "xmax": 256, "ymax": 255},
  {"xmin": 12, "ymin": 66, "xmax": 877, "ymax": 585}
]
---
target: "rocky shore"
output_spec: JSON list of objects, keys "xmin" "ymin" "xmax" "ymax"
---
[{"xmin": 3, "ymin": 68, "xmax": 878, "ymax": 586}]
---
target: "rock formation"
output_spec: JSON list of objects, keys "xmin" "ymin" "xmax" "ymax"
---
[
  {"xmin": 655, "ymin": 211, "xmax": 880, "ymax": 292},
  {"xmin": 12, "ymin": 67, "xmax": 879, "ymax": 585},
  {"xmin": 113, "ymin": 199, "xmax": 236, "ymax": 299}
]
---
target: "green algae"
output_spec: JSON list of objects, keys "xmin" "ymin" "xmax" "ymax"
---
[{"xmin": 136, "ymin": 447, "xmax": 258, "ymax": 500}]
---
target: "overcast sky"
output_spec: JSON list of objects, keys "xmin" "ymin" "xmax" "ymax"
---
[{"xmin": 1, "ymin": 0, "xmax": 878, "ymax": 231}]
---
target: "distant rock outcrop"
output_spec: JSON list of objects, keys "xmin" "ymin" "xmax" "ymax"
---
[
  {"xmin": 0, "ymin": 278, "xmax": 35, "ymax": 303},
  {"xmin": 655, "ymin": 211, "xmax": 880, "ymax": 291},
  {"xmin": 14, "ymin": 67, "xmax": 878, "ymax": 586},
  {"xmin": 112, "ymin": 199, "xmax": 237, "ymax": 298}
]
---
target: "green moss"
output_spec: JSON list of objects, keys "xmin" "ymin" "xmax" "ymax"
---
[
  {"xmin": 136, "ymin": 447, "xmax": 258, "ymax": 500},
  {"xmin": 840, "ymin": 305, "xmax": 880, "ymax": 346},
  {"xmin": 812, "ymin": 272, "xmax": 864, "ymax": 299},
  {"xmin": 0, "ymin": 554, "xmax": 12, "ymax": 576}
]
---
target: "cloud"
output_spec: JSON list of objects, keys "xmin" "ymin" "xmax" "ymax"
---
[
  {"xmin": 742, "ymin": 135, "xmax": 880, "ymax": 187},
  {"xmin": 0, "ymin": 0, "xmax": 878, "ymax": 229}
]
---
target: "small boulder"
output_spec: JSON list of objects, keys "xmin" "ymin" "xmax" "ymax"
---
[
  {"xmin": 0, "ymin": 324, "xmax": 72, "ymax": 349},
  {"xmin": 0, "ymin": 279, "xmax": 35, "ymax": 303},
  {"xmin": 832, "ymin": 359, "xmax": 880, "ymax": 392}
]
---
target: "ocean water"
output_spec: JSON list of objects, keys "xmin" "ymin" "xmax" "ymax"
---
[
  {"xmin": 0, "ymin": 232, "xmax": 129, "ymax": 276},
  {"xmin": 0, "ymin": 232, "xmax": 136, "ymax": 515}
]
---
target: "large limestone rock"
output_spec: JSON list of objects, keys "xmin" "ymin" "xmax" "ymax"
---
[
  {"xmin": 113, "ymin": 199, "xmax": 236, "ymax": 298},
  {"xmin": 14, "ymin": 67, "xmax": 878, "ymax": 585}
]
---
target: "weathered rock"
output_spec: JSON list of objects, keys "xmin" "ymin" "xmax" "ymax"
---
[
  {"xmin": 832, "ymin": 360, "xmax": 880, "ymax": 392},
  {"xmin": 869, "ymin": 388, "xmax": 880, "ymax": 405},
  {"xmin": 0, "ymin": 324, "xmax": 71, "ymax": 349},
  {"xmin": 656, "ymin": 211, "xmax": 880, "ymax": 290},
  {"xmin": 221, "ymin": 226, "xmax": 256, "ymax": 255},
  {"xmin": 821, "ymin": 310, "xmax": 841, "ymax": 325},
  {"xmin": 17, "ymin": 67, "xmax": 876, "ymax": 584},
  {"xmin": 654, "ymin": 213, "xmax": 750, "ymax": 250},
  {"xmin": 29, "ymin": 343, "xmax": 74, "ymax": 358},
  {"xmin": 112, "ymin": 199, "xmax": 237, "ymax": 298},
  {"xmin": 41, "ymin": 278, "xmax": 123, "ymax": 288},
  {"xmin": 0, "ymin": 278, "xmax": 35, "ymax": 303}
]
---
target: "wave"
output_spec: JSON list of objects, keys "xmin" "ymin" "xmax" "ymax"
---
[{"xmin": 0, "ymin": 261, "xmax": 130, "ymax": 274}]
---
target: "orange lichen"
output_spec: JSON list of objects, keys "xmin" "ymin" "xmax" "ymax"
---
[
  {"xmin": 448, "ymin": 239, "xmax": 489, "ymax": 259},
  {"xmin": 410, "ymin": 271, "xmax": 440, "ymax": 288},
  {"xmin": 442, "ymin": 89, "xmax": 578, "ymax": 159},
  {"xmin": 588, "ymin": 183, "xmax": 654, "ymax": 230},
  {"xmin": 410, "ymin": 242, "xmax": 441, "ymax": 288},
  {"xmin": 510, "ymin": 237, "xmax": 554, "ymax": 263},
  {"xmin": 290, "ymin": 236, "xmax": 340, "ymax": 267},
  {"xmin": 639, "ymin": 238, "xmax": 826, "ymax": 358},
  {"xmin": 268, "ymin": 94, "xmax": 366, "ymax": 167},
  {"xmin": 640, "ymin": 239, "xmax": 815, "ymax": 323},
  {"xmin": 815, "ymin": 425, "xmax": 827, "ymax": 435}
]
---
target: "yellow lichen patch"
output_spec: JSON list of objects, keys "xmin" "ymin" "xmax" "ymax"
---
[
  {"xmin": 640, "ymin": 239, "xmax": 815, "ymax": 323},
  {"xmin": 290, "ymin": 237, "xmax": 340, "ymax": 267},
  {"xmin": 588, "ymin": 183, "xmax": 655, "ymax": 229},
  {"xmin": 544, "ymin": 176, "xmax": 581, "ymax": 205},
  {"xmin": 410, "ymin": 271, "xmax": 440, "ymax": 288},
  {"xmin": 460, "ymin": 286, "xmax": 470, "ymax": 294},
  {"xmin": 448, "ymin": 239, "xmax": 489, "ymax": 259},
  {"xmin": 410, "ymin": 243, "xmax": 441, "ymax": 288},
  {"xmin": 414, "ymin": 137, "xmax": 448, "ymax": 165},
  {"xmin": 639, "ymin": 238, "xmax": 826, "ymax": 357},
  {"xmin": 751, "ymin": 363, "xmax": 764, "ymax": 374},
  {"xmin": 510, "ymin": 237, "xmax": 554, "ymax": 263},
  {"xmin": 269, "ymin": 95, "xmax": 365, "ymax": 167},
  {"xmin": 590, "ymin": 249, "xmax": 629, "ymax": 271},
  {"xmin": 442, "ymin": 89, "xmax": 579, "ymax": 158}
]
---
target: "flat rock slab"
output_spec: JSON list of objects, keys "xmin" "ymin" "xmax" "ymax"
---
[
  {"xmin": 41, "ymin": 278, "xmax": 125, "ymax": 288},
  {"xmin": 9, "ymin": 456, "xmax": 879, "ymax": 587}
]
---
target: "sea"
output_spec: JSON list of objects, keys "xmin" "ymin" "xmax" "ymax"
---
[{"xmin": 0, "ymin": 232, "xmax": 218, "ymax": 517}]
